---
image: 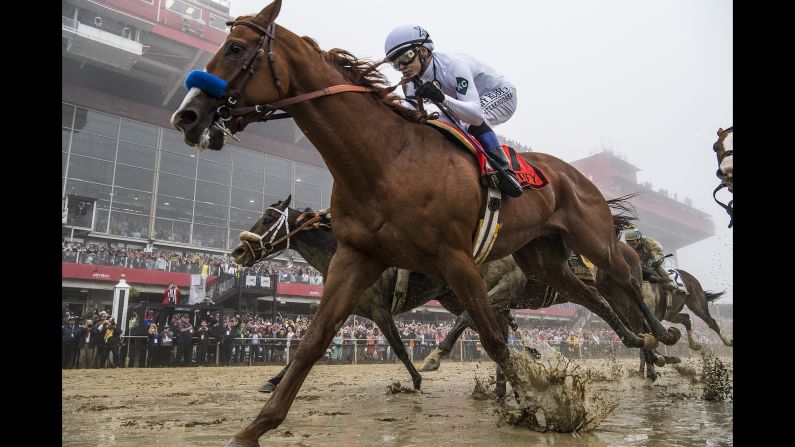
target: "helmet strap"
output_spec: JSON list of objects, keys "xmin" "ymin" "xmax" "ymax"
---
[{"xmin": 417, "ymin": 47, "xmax": 431, "ymax": 77}]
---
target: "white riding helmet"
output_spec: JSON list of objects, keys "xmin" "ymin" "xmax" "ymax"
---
[{"xmin": 384, "ymin": 24, "xmax": 435, "ymax": 61}]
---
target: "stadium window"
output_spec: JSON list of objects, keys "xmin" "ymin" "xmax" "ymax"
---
[
  {"xmin": 209, "ymin": 14, "xmax": 228, "ymax": 31},
  {"xmin": 165, "ymin": 0, "xmax": 202, "ymax": 20}
]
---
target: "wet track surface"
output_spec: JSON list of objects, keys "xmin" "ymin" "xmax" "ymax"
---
[{"xmin": 62, "ymin": 356, "xmax": 732, "ymax": 446}]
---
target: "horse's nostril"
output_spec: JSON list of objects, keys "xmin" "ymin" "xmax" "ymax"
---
[{"xmin": 177, "ymin": 110, "xmax": 198, "ymax": 127}]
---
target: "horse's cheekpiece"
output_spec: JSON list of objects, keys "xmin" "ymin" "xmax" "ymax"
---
[{"xmin": 426, "ymin": 120, "xmax": 550, "ymax": 191}]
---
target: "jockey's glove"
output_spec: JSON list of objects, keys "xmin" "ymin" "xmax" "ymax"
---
[{"xmin": 415, "ymin": 81, "xmax": 445, "ymax": 103}]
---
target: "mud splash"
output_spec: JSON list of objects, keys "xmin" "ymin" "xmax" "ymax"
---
[
  {"xmin": 701, "ymin": 350, "xmax": 732, "ymax": 401},
  {"xmin": 385, "ymin": 381, "xmax": 417, "ymax": 395},
  {"xmin": 499, "ymin": 337, "xmax": 619, "ymax": 433}
]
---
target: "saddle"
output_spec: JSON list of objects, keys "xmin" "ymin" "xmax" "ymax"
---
[{"xmin": 426, "ymin": 120, "xmax": 549, "ymax": 191}]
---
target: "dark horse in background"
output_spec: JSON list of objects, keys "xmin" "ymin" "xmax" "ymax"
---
[
  {"xmin": 231, "ymin": 196, "xmax": 672, "ymax": 394},
  {"xmin": 637, "ymin": 269, "xmax": 731, "ymax": 379},
  {"xmin": 171, "ymin": 1, "xmax": 677, "ymax": 442},
  {"xmin": 712, "ymin": 127, "xmax": 733, "ymax": 227}
]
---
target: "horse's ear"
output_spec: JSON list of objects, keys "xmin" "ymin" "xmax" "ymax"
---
[
  {"xmin": 284, "ymin": 194, "xmax": 292, "ymax": 207},
  {"xmin": 256, "ymin": 0, "xmax": 282, "ymax": 24},
  {"xmin": 717, "ymin": 128, "xmax": 724, "ymax": 136}
]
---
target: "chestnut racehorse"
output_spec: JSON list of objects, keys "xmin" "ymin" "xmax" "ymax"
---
[{"xmin": 171, "ymin": 1, "xmax": 676, "ymax": 443}]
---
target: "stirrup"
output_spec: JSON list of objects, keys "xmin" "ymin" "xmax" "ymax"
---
[{"xmin": 499, "ymin": 171, "xmax": 523, "ymax": 198}]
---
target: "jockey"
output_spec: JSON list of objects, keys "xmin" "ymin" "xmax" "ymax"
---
[
  {"xmin": 624, "ymin": 228, "xmax": 681, "ymax": 292},
  {"xmin": 384, "ymin": 24, "xmax": 523, "ymax": 198}
]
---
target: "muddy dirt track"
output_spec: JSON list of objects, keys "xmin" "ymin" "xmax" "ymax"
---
[{"xmin": 62, "ymin": 356, "xmax": 732, "ymax": 446}]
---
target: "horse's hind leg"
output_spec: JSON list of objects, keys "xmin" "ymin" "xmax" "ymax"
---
[
  {"xmin": 228, "ymin": 248, "xmax": 385, "ymax": 446},
  {"xmin": 370, "ymin": 308, "xmax": 423, "ymax": 390},
  {"xmin": 512, "ymin": 236, "xmax": 652, "ymax": 350},
  {"xmin": 686, "ymin": 296, "xmax": 733, "ymax": 347},
  {"xmin": 667, "ymin": 313, "xmax": 701, "ymax": 350},
  {"xmin": 422, "ymin": 311, "xmax": 471, "ymax": 371}
]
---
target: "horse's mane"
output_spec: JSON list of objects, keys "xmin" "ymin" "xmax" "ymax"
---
[
  {"xmin": 301, "ymin": 36, "xmax": 426, "ymax": 123},
  {"xmin": 606, "ymin": 193, "xmax": 640, "ymax": 235}
]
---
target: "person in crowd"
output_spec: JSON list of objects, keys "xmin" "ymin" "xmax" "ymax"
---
[
  {"xmin": 176, "ymin": 314, "xmax": 194, "ymax": 367},
  {"xmin": 162, "ymin": 283, "xmax": 182, "ymax": 305},
  {"xmin": 146, "ymin": 323, "xmax": 160, "ymax": 367},
  {"xmin": 272, "ymin": 328, "xmax": 287, "ymax": 363},
  {"xmin": 195, "ymin": 320, "xmax": 210, "ymax": 365},
  {"xmin": 232, "ymin": 316, "xmax": 247, "ymax": 363},
  {"xmin": 106, "ymin": 323, "xmax": 122, "ymax": 368},
  {"xmin": 220, "ymin": 318, "xmax": 235, "ymax": 366},
  {"xmin": 62, "ymin": 316, "xmax": 81, "ymax": 369},
  {"xmin": 77, "ymin": 319, "xmax": 98, "ymax": 369},
  {"xmin": 159, "ymin": 325, "xmax": 174, "ymax": 367},
  {"xmin": 332, "ymin": 330, "xmax": 343, "ymax": 361}
]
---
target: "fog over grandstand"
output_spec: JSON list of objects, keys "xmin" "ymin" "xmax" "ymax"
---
[{"xmin": 230, "ymin": 0, "xmax": 733, "ymax": 301}]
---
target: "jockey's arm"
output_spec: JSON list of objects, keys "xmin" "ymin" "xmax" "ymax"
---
[
  {"xmin": 645, "ymin": 238, "xmax": 665, "ymax": 259},
  {"xmin": 439, "ymin": 60, "xmax": 485, "ymax": 126}
]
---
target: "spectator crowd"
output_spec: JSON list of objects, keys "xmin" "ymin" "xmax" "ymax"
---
[
  {"xmin": 62, "ymin": 241, "xmax": 323, "ymax": 284},
  {"xmin": 62, "ymin": 305, "xmax": 730, "ymax": 370}
]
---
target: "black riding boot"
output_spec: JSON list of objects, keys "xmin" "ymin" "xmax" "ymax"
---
[
  {"xmin": 486, "ymin": 146, "xmax": 523, "ymax": 197},
  {"xmin": 470, "ymin": 125, "xmax": 522, "ymax": 197}
]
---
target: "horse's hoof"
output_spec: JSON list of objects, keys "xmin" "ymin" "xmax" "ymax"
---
[
  {"xmin": 640, "ymin": 333, "xmax": 659, "ymax": 350},
  {"xmin": 665, "ymin": 356, "xmax": 682, "ymax": 364},
  {"xmin": 653, "ymin": 354, "xmax": 666, "ymax": 367},
  {"xmin": 225, "ymin": 438, "xmax": 260, "ymax": 447},
  {"xmin": 258, "ymin": 382, "xmax": 276, "ymax": 393},
  {"xmin": 420, "ymin": 359, "xmax": 440, "ymax": 372},
  {"xmin": 646, "ymin": 372, "xmax": 659, "ymax": 382},
  {"xmin": 666, "ymin": 327, "xmax": 682, "ymax": 344},
  {"xmin": 412, "ymin": 378, "xmax": 422, "ymax": 390}
]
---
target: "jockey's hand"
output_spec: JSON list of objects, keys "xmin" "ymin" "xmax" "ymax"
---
[{"xmin": 415, "ymin": 81, "xmax": 445, "ymax": 103}]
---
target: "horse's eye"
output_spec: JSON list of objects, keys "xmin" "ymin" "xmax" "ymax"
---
[{"xmin": 228, "ymin": 44, "xmax": 244, "ymax": 55}]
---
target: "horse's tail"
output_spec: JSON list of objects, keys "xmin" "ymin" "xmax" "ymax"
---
[
  {"xmin": 705, "ymin": 291, "xmax": 725, "ymax": 302},
  {"xmin": 606, "ymin": 193, "xmax": 640, "ymax": 235}
]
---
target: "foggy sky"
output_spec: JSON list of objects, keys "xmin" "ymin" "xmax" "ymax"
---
[{"xmin": 229, "ymin": 0, "xmax": 733, "ymax": 302}]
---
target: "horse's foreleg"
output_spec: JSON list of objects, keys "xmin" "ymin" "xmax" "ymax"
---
[
  {"xmin": 421, "ymin": 311, "xmax": 471, "ymax": 371},
  {"xmin": 614, "ymin": 269, "xmax": 680, "ymax": 345},
  {"xmin": 440, "ymin": 252, "xmax": 511, "ymax": 369},
  {"xmin": 667, "ymin": 313, "xmax": 701, "ymax": 350},
  {"xmin": 228, "ymin": 248, "xmax": 385, "ymax": 446},
  {"xmin": 371, "ymin": 308, "xmax": 423, "ymax": 390},
  {"xmin": 513, "ymin": 244, "xmax": 653, "ymax": 350}
]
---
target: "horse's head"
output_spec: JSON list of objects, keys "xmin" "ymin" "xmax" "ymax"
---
[
  {"xmin": 230, "ymin": 194, "xmax": 295, "ymax": 266},
  {"xmin": 171, "ymin": 0, "xmax": 287, "ymax": 150},
  {"xmin": 713, "ymin": 127, "xmax": 733, "ymax": 192}
]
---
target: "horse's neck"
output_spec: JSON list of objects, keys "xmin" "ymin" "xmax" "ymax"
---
[
  {"xmin": 283, "ymin": 61, "xmax": 407, "ymax": 193},
  {"xmin": 290, "ymin": 228, "xmax": 336, "ymax": 276}
]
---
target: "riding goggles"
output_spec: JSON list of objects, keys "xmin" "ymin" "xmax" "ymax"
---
[{"xmin": 390, "ymin": 47, "xmax": 420, "ymax": 70}]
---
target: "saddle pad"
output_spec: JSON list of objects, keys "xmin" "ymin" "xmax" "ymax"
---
[
  {"xmin": 426, "ymin": 120, "xmax": 549, "ymax": 190},
  {"xmin": 668, "ymin": 269, "xmax": 689, "ymax": 294},
  {"xmin": 569, "ymin": 253, "xmax": 596, "ymax": 281}
]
